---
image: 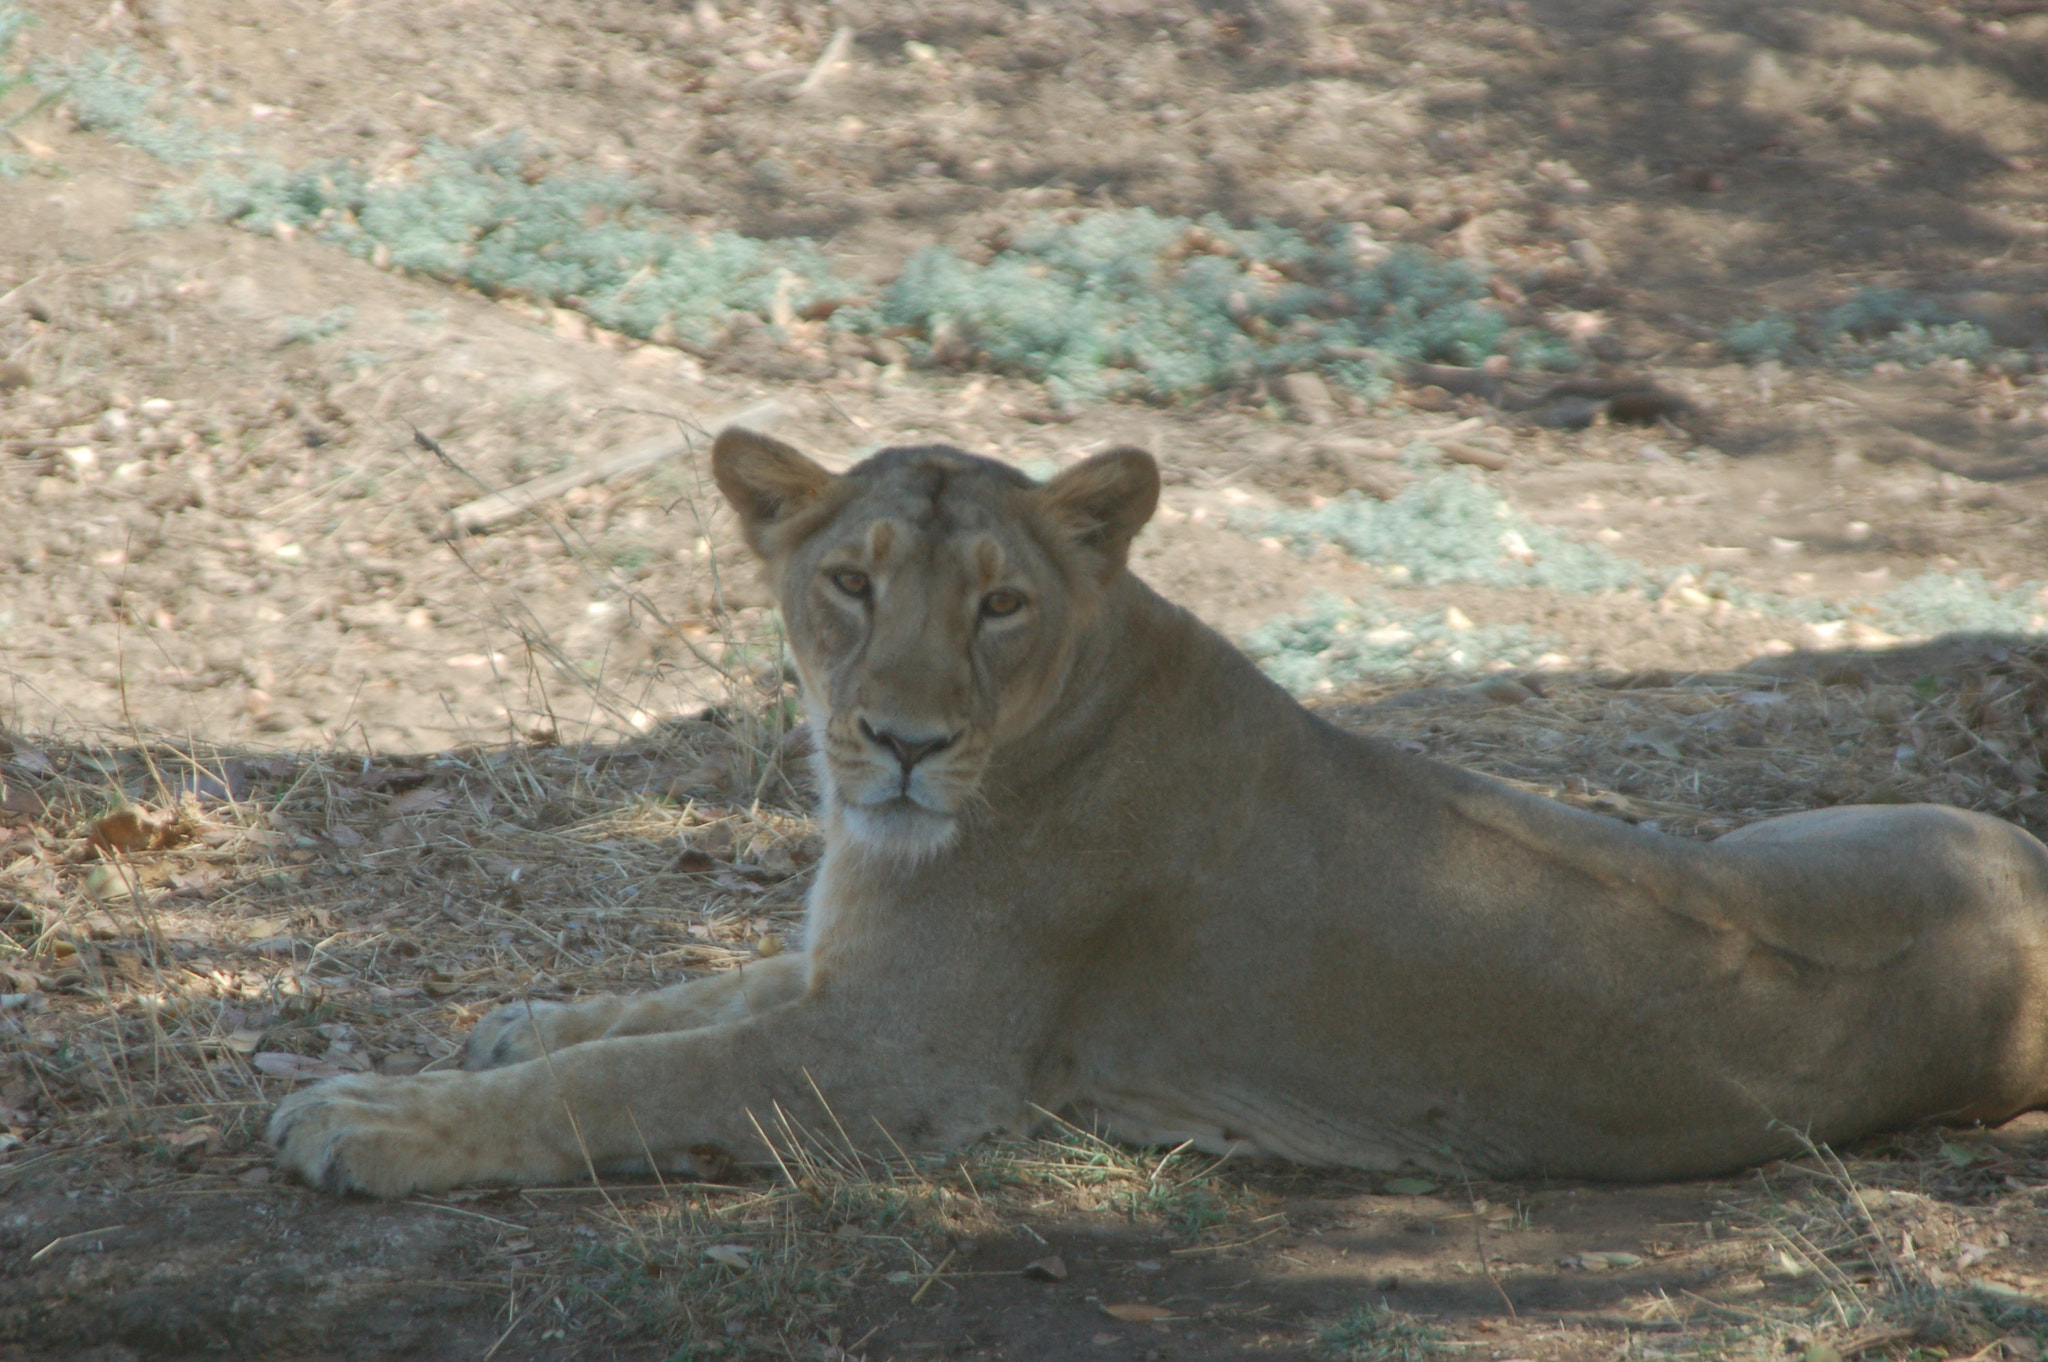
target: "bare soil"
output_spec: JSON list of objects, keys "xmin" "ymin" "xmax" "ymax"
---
[{"xmin": 6, "ymin": 0, "xmax": 2048, "ymax": 1358}]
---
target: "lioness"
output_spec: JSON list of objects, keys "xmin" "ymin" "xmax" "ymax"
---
[{"xmin": 271, "ymin": 430, "xmax": 2048, "ymax": 1196}]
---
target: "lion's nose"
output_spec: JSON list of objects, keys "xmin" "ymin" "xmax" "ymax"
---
[{"xmin": 858, "ymin": 718, "xmax": 952, "ymax": 773}]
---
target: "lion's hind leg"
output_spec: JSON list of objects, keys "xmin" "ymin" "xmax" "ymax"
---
[{"xmin": 464, "ymin": 952, "xmax": 811, "ymax": 1070}]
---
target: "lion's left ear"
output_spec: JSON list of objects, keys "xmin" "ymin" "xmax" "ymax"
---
[{"xmin": 1040, "ymin": 447, "xmax": 1160, "ymax": 576}]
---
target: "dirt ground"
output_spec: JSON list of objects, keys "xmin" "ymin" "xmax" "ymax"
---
[{"xmin": 5, "ymin": 0, "xmax": 2048, "ymax": 1358}]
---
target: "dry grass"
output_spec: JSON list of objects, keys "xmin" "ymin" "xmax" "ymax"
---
[
  {"xmin": 1326, "ymin": 644, "xmax": 2048, "ymax": 844},
  {"xmin": 1603, "ymin": 1129, "xmax": 2048, "ymax": 1362}
]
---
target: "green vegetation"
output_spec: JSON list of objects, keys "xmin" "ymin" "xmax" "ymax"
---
[
  {"xmin": 1244, "ymin": 592, "xmax": 1551, "ymax": 693},
  {"xmin": 1243, "ymin": 468, "xmax": 2046, "ymax": 694},
  {"xmin": 1254, "ymin": 469, "xmax": 1643, "ymax": 593},
  {"xmin": 863, "ymin": 210, "xmax": 1571, "ymax": 406},
  {"xmin": 196, "ymin": 139, "xmax": 849, "ymax": 349},
  {"xmin": 27, "ymin": 34, "xmax": 1585, "ymax": 405},
  {"xmin": 1876, "ymin": 570, "xmax": 2048, "ymax": 638},
  {"xmin": 1319, "ymin": 1303, "xmax": 1452, "ymax": 1362},
  {"xmin": 279, "ymin": 306, "xmax": 355, "ymax": 345},
  {"xmin": 1723, "ymin": 288, "xmax": 2024, "ymax": 372},
  {"xmin": 0, "ymin": 5, "xmax": 35, "ymax": 176},
  {"xmin": 36, "ymin": 48, "xmax": 224, "ymax": 166}
]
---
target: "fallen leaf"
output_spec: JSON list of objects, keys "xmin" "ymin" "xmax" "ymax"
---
[
  {"xmin": 386, "ymin": 787, "xmax": 452, "ymax": 817},
  {"xmin": 331, "ymin": 1048, "xmax": 372, "ymax": 1072},
  {"xmin": 674, "ymin": 847, "xmax": 716, "ymax": 872},
  {"xmin": 702, "ymin": 1244, "xmax": 753, "ymax": 1270},
  {"xmin": 252, "ymin": 1051, "xmax": 345, "ymax": 1081},
  {"xmin": 1623, "ymin": 729, "xmax": 1685, "ymax": 761},
  {"xmin": 326, "ymin": 825, "xmax": 366, "ymax": 848},
  {"xmin": 660, "ymin": 754, "xmax": 731, "ymax": 799},
  {"xmin": 351, "ymin": 766, "xmax": 431, "ymax": 792},
  {"xmin": 1574, "ymin": 1250, "xmax": 1643, "ymax": 1270},
  {"xmin": 0, "ymin": 783, "xmax": 47, "ymax": 819},
  {"xmin": 1941, "ymin": 1141, "xmax": 1987, "ymax": 1169},
  {"xmin": 219, "ymin": 1028, "xmax": 266, "ymax": 1054},
  {"xmin": 167, "ymin": 1124, "xmax": 219, "ymax": 1157},
  {"xmin": 1383, "ymin": 1177, "xmax": 1439, "ymax": 1196},
  {"xmin": 1022, "ymin": 1254, "xmax": 1068, "ymax": 1282},
  {"xmin": 91, "ymin": 804, "xmax": 182, "ymax": 854},
  {"xmin": 170, "ymin": 866, "xmax": 227, "ymax": 899},
  {"xmin": 1101, "ymin": 1303, "xmax": 1175, "ymax": 1323},
  {"xmin": 171, "ymin": 762, "xmax": 251, "ymax": 805}
]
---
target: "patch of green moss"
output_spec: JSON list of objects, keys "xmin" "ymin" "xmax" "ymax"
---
[
  {"xmin": 1243, "ymin": 591, "xmax": 1551, "ymax": 694},
  {"xmin": 36, "ymin": 48, "xmax": 223, "ymax": 166},
  {"xmin": 1253, "ymin": 469, "xmax": 1644, "ymax": 593},
  {"xmin": 1875, "ymin": 571, "xmax": 2047, "ymax": 638},
  {"xmin": 194, "ymin": 140, "xmax": 851, "ymax": 348},
  {"xmin": 1722, "ymin": 288, "xmax": 2023, "ymax": 372},
  {"xmin": 859, "ymin": 209, "xmax": 1564, "ymax": 405}
]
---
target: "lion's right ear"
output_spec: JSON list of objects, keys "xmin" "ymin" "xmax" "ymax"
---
[{"xmin": 712, "ymin": 428, "xmax": 838, "ymax": 558}]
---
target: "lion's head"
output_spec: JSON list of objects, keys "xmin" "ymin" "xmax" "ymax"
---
[{"xmin": 712, "ymin": 430, "xmax": 1159, "ymax": 857}]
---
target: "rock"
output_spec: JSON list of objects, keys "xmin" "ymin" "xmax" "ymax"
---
[
  {"xmin": 1277, "ymin": 370, "xmax": 1338, "ymax": 424},
  {"xmin": 0, "ymin": 361, "xmax": 31, "ymax": 392},
  {"xmin": 1022, "ymin": 1254, "xmax": 1068, "ymax": 1282}
]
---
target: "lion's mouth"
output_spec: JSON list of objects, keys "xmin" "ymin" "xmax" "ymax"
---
[{"xmin": 837, "ymin": 791, "xmax": 961, "ymax": 858}]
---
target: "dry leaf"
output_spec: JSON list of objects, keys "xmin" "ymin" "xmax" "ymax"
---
[
  {"xmin": 252, "ymin": 1051, "xmax": 345, "ymax": 1082},
  {"xmin": 1101, "ymin": 1303, "xmax": 1175, "ymax": 1323},
  {"xmin": 351, "ymin": 766, "xmax": 430, "ymax": 791},
  {"xmin": 1022, "ymin": 1254, "xmax": 1068, "ymax": 1282},
  {"xmin": 170, "ymin": 866, "xmax": 227, "ymax": 899},
  {"xmin": 1383, "ymin": 1177, "xmax": 1439, "ymax": 1196},
  {"xmin": 90, "ymin": 804, "xmax": 182, "ymax": 854},
  {"xmin": 172, "ymin": 762, "xmax": 251, "ymax": 805},
  {"xmin": 386, "ymin": 786, "xmax": 452, "ymax": 817},
  {"xmin": 702, "ymin": 1244, "xmax": 753, "ymax": 1270},
  {"xmin": 0, "ymin": 783, "xmax": 47, "ymax": 819},
  {"xmin": 219, "ymin": 1028, "xmax": 266, "ymax": 1054},
  {"xmin": 167, "ymin": 1124, "xmax": 218, "ymax": 1157},
  {"xmin": 326, "ymin": 825, "xmax": 366, "ymax": 848}
]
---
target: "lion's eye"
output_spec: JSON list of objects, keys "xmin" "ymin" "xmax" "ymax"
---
[
  {"xmin": 829, "ymin": 569, "xmax": 872, "ymax": 600},
  {"xmin": 981, "ymin": 589, "xmax": 1026, "ymax": 618}
]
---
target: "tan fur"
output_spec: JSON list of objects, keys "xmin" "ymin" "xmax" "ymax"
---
[{"xmin": 270, "ymin": 433, "xmax": 2048, "ymax": 1196}]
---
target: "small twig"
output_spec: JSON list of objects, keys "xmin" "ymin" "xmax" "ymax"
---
[
  {"xmin": 402, "ymin": 1200, "xmax": 530, "ymax": 1231},
  {"xmin": 29, "ymin": 1224, "xmax": 131, "ymax": 1263},
  {"xmin": 1459, "ymin": 1168, "xmax": 1517, "ymax": 1317},
  {"xmin": 909, "ymin": 1247, "xmax": 957, "ymax": 1304},
  {"xmin": 793, "ymin": 26, "xmax": 855, "ymax": 98},
  {"xmin": 437, "ymin": 399, "xmax": 784, "ymax": 537}
]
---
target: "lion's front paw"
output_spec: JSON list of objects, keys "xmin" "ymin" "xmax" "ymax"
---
[
  {"xmin": 463, "ymin": 999, "xmax": 571, "ymax": 1071},
  {"xmin": 269, "ymin": 1071, "xmax": 535, "ymax": 1196},
  {"xmin": 463, "ymin": 996, "xmax": 629, "ymax": 1070}
]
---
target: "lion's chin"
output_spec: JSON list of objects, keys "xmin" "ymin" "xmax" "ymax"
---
[{"xmin": 838, "ymin": 797, "xmax": 961, "ymax": 861}]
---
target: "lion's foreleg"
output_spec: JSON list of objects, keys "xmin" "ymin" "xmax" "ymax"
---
[
  {"xmin": 464, "ymin": 952, "xmax": 811, "ymax": 1070},
  {"xmin": 272, "ymin": 991, "xmax": 1018, "ymax": 1197}
]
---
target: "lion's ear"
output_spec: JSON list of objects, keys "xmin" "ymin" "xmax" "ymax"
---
[
  {"xmin": 1040, "ymin": 446, "xmax": 1160, "ymax": 576},
  {"xmin": 712, "ymin": 428, "xmax": 838, "ymax": 557}
]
